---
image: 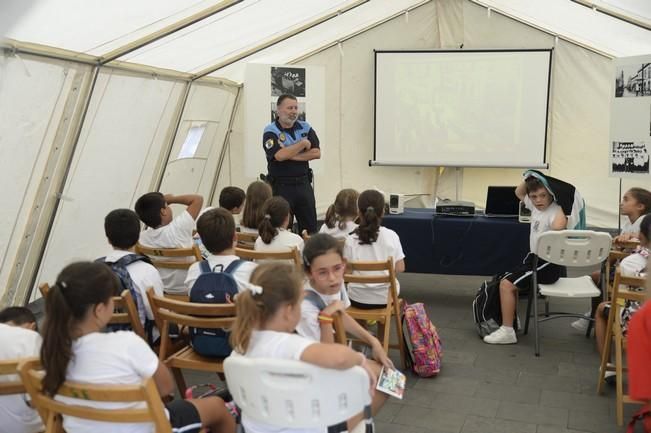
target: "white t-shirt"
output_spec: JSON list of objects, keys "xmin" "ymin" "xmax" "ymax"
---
[
  {"xmin": 231, "ymin": 330, "xmax": 317, "ymax": 433},
  {"xmin": 103, "ymin": 250, "xmax": 164, "ymax": 321},
  {"xmin": 58, "ymin": 331, "xmax": 160, "ymax": 433},
  {"xmin": 318, "ymin": 220, "xmax": 358, "ymax": 239},
  {"xmin": 185, "ymin": 254, "xmax": 258, "ymax": 293},
  {"xmin": 344, "ymin": 226, "xmax": 405, "ymax": 305},
  {"xmin": 0, "ymin": 324, "xmax": 42, "ymax": 433},
  {"xmin": 254, "ymin": 229, "xmax": 304, "ymax": 254},
  {"xmin": 239, "ymin": 226, "xmax": 258, "ymax": 234},
  {"xmin": 523, "ymin": 195, "xmax": 563, "ymax": 253},
  {"xmin": 621, "ymin": 214, "xmax": 645, "ymax": 236},
  {"xmin": 139, "ymin": 210, "xmax": 195, "ymax": 294},
  {"xmin": 295, "ymin": 283, "xmax": 351, "ymax": 342},
  {"xmin": 620, "ymin": 247, "xmax": 649, "ymax": 277}
]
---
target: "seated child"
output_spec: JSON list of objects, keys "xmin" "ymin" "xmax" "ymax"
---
[
  {"xmin": 615, "ymin": 187, "xmax": 651, "ymax": 243},
  {"xmin": 319, "ymin": 188, "xmax": 359, "ymax": 238},
  {"xmin": 41, "ymin": 262, "xmax": 235, "ymax": 433},
  {"xmin": 100, "ymin": 208, "xmax": 165, "ymax": 341},
  {"xmin": 594, "ymin": 213, "xmax": 651, "ymax": 381},
  {"xmin": 0, "ymin": 307, "xmax": 42, "ymax": 433},
  {"xmin": 628, "ymin": 286, "xmax": 651, "ymax": 403},
  {"xmin": 254, "ymin": 196, "xmax": 304, "ymax": 253},
  {"xmin": 343, "ymin": 189, "xmax": 405, "ymax": 309},
  {"xmin": 483, "ymin": 176, "xmax": 567, "ymax": 345},
  {"xmin": 572, "ymin": 187, "xmax": 651, "ymax": 331},
  {"xmin": 229, "ymin": 262, "xmax": 378, "ymax": 433},
  {"xmin": 185, "ymin": 208, "xmax": 257, "ymax": 292},
  {"xmin": 135, "ymin": 192, "xmax": 203, "ymax": 294},
  {"xmin": 240, "ymin": 181, "xmax": 272, "ymax": 234},
  {"xmin": 296, "ymin": 234, "xmax": 391, "ymax": 417},
  {"xmin": 219, "ymin": 186, "xmax": 246, "ymax": 215}
]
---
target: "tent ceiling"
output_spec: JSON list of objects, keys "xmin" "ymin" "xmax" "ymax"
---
[
  {"xmin": 212, "ymin": 0, "xmax": 426, "ymax": 81},
  {"xmin": 6, "ymin": 0, "xmax": 229, "ymax": 55},
  {"xmin": 475, "ymin": 0, "xmax": 651, "ymax": 57},
  {"xmin": 599, "ymin": 0, "xmax": 651, "ymax": 21},
  {"xmin": 118, "ymin": 0, "xmax": 357, "ymax": 73}
]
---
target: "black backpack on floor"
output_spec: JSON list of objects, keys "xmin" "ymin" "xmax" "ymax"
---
[{"xmin": 472, "ymin": 273, "xmax": 513, "ymax": 338}]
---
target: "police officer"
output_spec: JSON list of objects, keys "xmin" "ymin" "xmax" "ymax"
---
[{"xmin": 263, "ymin": 94, "xmax": 320, "ymax": 234}]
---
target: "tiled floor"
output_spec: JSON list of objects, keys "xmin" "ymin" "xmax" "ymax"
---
[{"xmin": 183, "ymin": 272, "xmax": 643, "ymax": 433}]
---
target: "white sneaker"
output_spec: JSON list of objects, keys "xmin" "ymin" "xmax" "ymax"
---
[
  {"xmin": 483, "ymin": 326, "xmax": 517, "ymax": 344},
  {"xmin": 571, "ymin": 312, "xmax": 591, "ymax": 332}
]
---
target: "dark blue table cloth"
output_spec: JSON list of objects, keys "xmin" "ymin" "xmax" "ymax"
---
[{"xmin": 382, "ymin": 208, "xmax": 530, "ymax": 276}]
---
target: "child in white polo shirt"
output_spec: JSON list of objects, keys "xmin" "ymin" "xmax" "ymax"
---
[{"xmin": 254, "ymin": 196, "xmax": 304, "ymax": 254}]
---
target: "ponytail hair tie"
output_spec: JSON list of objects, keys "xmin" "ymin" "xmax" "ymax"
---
[
  {"xmin": 366, "ymin": 206, "xmax": 375, "ymax": 213},
  {"xmin": 238, "ymin": 279, "xmax": 264, "ymax": 296},
  {"xmin": 264, "ymin": 214, "xmax": 271, "ymax": 220}
]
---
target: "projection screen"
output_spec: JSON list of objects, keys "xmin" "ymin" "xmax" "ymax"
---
[{"xmin": 372, "ymin": 49, "xmax": 552, "ymax": 168}]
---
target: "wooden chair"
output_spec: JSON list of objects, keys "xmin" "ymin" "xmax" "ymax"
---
[
  {"xmin": 596, "ymin": 269, "xmax": 647, "ymax": 425},
  {"xmin": 236, "ymin": 232, "xmax": 258, "ymax": 250},
  {"xmin": 135, "ymin": 243, "xmax": 202, "ymax": 270},
  {"xmin": 147, "ymin": 288, "xmax": 236, "ymax": 394},
  {"xmin": 163, "ymin": 293, "xmax": 189, "ymax": 302},
  {"xmin": 0, "ymin": 358, "xmax": 26, "ymax": 396},
  {"xmin": 39, "ymin": 284, "xmax": 145, "ymax": 340},
  {"xmin": 332, "ymin": 311, "xmax": 347, "ymax": 345},
  {"xmin": 235, "ymin": 246, "xmax": 302, "ymax": 269},
  {"xmin": 18, "ymin": 358, "xmax": 172, "ymax": 433},
  {"xmin": 344, "ymin": 258, "xmax": 407, "ymax": 370}
]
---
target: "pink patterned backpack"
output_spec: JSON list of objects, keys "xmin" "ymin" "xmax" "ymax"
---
[{"xmin": 402, "ymin": 301, "xmax": 442, "ymax": 377}]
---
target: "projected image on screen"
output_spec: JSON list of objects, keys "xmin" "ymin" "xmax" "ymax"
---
[{"xmin": 374, "ymin": 50, "xmax": 552, "ymax": 168}]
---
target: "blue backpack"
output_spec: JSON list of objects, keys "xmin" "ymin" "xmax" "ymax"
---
[
  {"xmin": 189, "ymin": 259, "xmax": 244, "ymax": 358},
  {"xmin": 96, "ymin": 254, "xmax": 154, "ymax": 342}
]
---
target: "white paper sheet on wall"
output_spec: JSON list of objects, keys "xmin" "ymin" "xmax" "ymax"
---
[{"xmin": 178, "ymin": 125, "xmax": 206, "ymax": 159}]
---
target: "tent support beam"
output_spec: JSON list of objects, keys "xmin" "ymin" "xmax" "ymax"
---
[
  {"xmin": 570, "ymin": 0, "xmax": 651, "ymax": 31},
  {"xmin": 467, "ymin": 0, "xmax": 614, "ymax": 59},
  {"xmin": 207, "ymin": 87, "xmax": 242, "ymax": 204},
  {"xmin": 290, "ymin": 0, "xmax": 433, "ymax": 64},
  {"xmin": 99, "ymin": 0, "xmax": 243, "ymax": 64},
  {"xmin": 191, "ymin": 0, "xmax": 370, "ymax": 80}
]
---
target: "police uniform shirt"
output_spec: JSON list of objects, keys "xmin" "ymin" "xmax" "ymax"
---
[{"xmin": 263, "ymin": 119, "xmax": 320, "ymax": 178}]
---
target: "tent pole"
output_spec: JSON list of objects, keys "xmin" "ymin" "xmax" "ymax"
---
[
  {"xmin": 207, "ymin": 87, "xmax": 242, "ymax": 205},
  {"xmin": 20, "ymin": 65, "xmax": 101, "ymax": 305},
  {"xmin": 154, "ymin": 81, "xmax": 193, "ymax": 192},
  {"xmin": 191, "ymin": 0, "xmax": 369, "ymax": 79}
]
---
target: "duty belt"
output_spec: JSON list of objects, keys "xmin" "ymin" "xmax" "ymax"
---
[{"xmin": 273, "ymin": 175, "xmax": 309, "ymax": 185}]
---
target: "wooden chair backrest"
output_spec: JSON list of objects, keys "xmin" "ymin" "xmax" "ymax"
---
[
  {"xmin": 235, "ymin": 246, "xmax": 302, "ymax": 268},
  {"xmin": 611, "ymin": 270, "xmax": 647, "ymax": 307},
  {"xmin": 0, "ymin": 358, "xmax": 26, "ymax": 395},
  {"xmin": 135, "ymin": 243, "xmax": 202, "ymax": 270},
  {"xmin": 344, "ymin": 258, "xmax": 398, "ymax": 307},
  {"xmin": 40, "ymin": 284, "xmax": 145, "ymax": 340},
  {"xmin": 18, "ymin": 358, "xmax": 172, "ymax": 433},
  {"xmin": 236, "ymin": 231, "xmax": 258, "ymax": 244},
  {"xmin": 146, "ymin": 288, "xmax": 236, "ymax": 360},
  {"xmin": 332, "ymin": 312, "xmax": 347, "ymax": 345}
]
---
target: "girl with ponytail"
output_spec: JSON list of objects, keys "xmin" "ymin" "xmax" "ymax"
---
[
  {"xmin": 240, "ymin": 181, "xmax": 272, "ymax": 234},
  {"xmin": 229, "ymin": 262, "xmax": 378, "ymax": 433},
  {"xmin": 320, "ymin": 188, "xmax": 359, "ymax": 238},
  {"xmin": 254, "ymin": 196, "xmax": 304, "ymax": 253},
  {"xmin": 41, "ymin": 261, "xmax": 235, "ymax": 433},
  {"xmin": 344, "ymin": 189, "xmax": 406, "ymax": 309}
]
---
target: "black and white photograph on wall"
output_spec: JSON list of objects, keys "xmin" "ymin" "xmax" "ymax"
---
[
  {"xmin": 271, "ymin": 101, "xmax": 306, "ymax": 122},
  {"xmin": 611, "ymin": 141, "xmax": 651, "ymax": 175},
  {"xmin": 271, "ymin": 67, "xmax": 306, "ymax": 97},
  {"xmin": 615, "ymin": 63, "xmax": 651, "ymax": 97}
]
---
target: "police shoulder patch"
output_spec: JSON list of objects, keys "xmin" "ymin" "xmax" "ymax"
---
[{"xmin": 264, "ymin": 139, "xmax": 274, "ymax": 150}]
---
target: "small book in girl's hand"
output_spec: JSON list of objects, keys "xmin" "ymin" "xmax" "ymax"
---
[{"xmin": 376, "ymin": 367, "xmax": 406, "ymax": 399}]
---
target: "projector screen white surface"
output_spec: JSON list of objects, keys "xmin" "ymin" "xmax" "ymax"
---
[{"xmin": 373, "ymin": 50, "xmax": 552, "ymax": 168}]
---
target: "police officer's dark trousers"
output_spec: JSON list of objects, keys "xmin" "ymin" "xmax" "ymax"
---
[{"xmin": 272, "ymin": 176, "xmax": 317, "ymax": 234}]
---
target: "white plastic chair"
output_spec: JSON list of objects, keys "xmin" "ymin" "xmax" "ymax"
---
[
  {"xmin": 524, "ymin": 230, "xmax": 612, "ymax": 356},
  {"xmin": 224, "ymin": 356, "xmax": 373, "ymax": 433}
]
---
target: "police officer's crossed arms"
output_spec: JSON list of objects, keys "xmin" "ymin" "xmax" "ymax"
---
[{"xmin": 263, "ymin": 94, "xmax": 321, "ymax": 234}]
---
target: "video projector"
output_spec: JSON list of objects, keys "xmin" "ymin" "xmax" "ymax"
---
[{"xmin": 435, "ymin": 200, "xmax": 475, "ymax": 216}]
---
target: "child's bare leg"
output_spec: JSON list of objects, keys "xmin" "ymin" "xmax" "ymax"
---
[
  {"xmin": 347, "ymin": 360, "xmax": 388, "ymax": 430},
  {"xmin": 188, "ymin": 397, "xmax": 236, "ymax": 433},
  {"xmin": 499, "ymin": 279, "xmax": 518, "ymax": 327}
]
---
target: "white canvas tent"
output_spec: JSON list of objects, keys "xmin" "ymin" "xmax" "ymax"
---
[{"xmin": 1, "ymin": 0, "xmax": 651, "ymax": 306}]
